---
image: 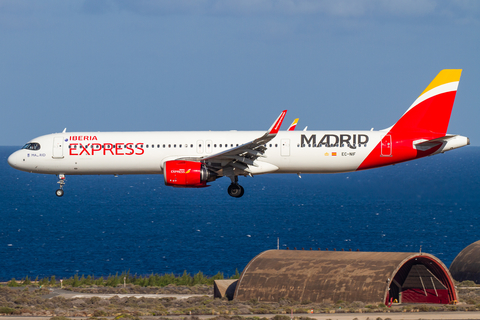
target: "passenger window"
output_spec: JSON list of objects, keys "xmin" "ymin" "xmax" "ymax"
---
[{"xmin": 191, "ymin": 144, "xmax": 193, "ymax": 148}]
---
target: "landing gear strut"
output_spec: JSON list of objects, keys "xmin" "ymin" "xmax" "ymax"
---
[
  {"xmin": 56, "ymin": 174, "xmax": 65, "ymax": 197},
  {"xmin": 227, "ymin": 176, "xmax": 244, "ymax": 198}
]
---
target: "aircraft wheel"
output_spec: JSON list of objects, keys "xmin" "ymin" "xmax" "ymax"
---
[
  {"xmin": 228, "ymin": 184, "xmax": 244, "ymax": 198},
  {"xmin": 55, "ymin": 189, "xmax": 64, "ymax": 197}
]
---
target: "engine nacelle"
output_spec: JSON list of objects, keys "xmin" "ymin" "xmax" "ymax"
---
[{"xmin": 164, "ymin": 160, "xmax": 216, "ymax": 188}]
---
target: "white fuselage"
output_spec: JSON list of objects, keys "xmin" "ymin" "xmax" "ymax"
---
[{"xmin": 8, "ymin": 130, "xmax": 385, "ymax": 176}]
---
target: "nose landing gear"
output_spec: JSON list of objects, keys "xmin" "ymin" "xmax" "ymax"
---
[{"xmin": 56, "ymin": 174, "xmax": 65, "ymax": 197}]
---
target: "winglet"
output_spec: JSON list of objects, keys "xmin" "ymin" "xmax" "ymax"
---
[
  {"xmin": 267, "ymin": 110, "xmax": 287, "ymax": 135},
  {"xmin": 287, "ymin": 118, "xmax": 299, "ymax": 131}
]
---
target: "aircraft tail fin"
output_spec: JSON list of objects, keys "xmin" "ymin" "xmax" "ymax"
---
[
  {"xmin": 287, "ymin": 118, "xmax": 299, "ymax": 131},
  {"xmin": 386, "ymin": 69, "xmax": 462, "ymax": 138},
  {"xmin": 358, "ymin": 70, "xmax": 464, "ymax": 171}
]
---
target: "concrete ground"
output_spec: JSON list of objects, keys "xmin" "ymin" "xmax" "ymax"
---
[
  {"xmin": 3, "ymin": 312, "xmax": 480, "ymax": 320},
  {"xmin": 42, "ymin": 288, "xmax": 210, "ymax": 300}
]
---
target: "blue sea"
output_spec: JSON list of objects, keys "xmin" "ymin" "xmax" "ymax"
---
[{"xmin": 1, "ymin": 146, "xmax": 479, "ymax": 281}]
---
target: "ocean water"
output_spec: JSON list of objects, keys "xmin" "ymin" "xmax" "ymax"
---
[{"xmin": 0, "ymin": 146, "xmax": 479, "ymax": 281}]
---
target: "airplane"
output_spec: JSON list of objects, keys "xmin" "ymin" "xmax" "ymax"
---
[{"xmin": 8, "ymin": 69, "xmax": 469, "ymax": 198}]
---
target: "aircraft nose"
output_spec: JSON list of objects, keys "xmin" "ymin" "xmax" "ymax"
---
[{"xmin": 8, "ymin": 151, "xmax": 23, "ymax": 169}]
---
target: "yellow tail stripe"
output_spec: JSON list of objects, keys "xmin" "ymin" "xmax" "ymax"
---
[{"xmin": 420, "ymin": 69, "xmax": 462, "ymax": 96}]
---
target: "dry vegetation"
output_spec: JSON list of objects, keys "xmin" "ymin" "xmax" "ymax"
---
[{"xmin": 0, "ymin": 280, "xmax": 479, "ymax": 318}]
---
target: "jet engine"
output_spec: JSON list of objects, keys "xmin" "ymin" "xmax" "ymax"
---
[{"xmin": 164, "ymin": 160, "xmax": 216, "ymax": 188}]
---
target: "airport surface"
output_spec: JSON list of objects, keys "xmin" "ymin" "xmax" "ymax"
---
[
  {"xmin": 8, "ymin": 288, "xmax": 478, "ymax": 320},
  {"xmin": 4, "ymin": 312, "xmax": 480, "ymax": 320},
  {"xmin": 42, "ymin": 288, "xmax": 210, "ymax": 300}
]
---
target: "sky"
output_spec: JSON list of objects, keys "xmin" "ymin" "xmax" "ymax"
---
[{"xmin": 1, "ymin": 0, "xmax": 479, "ymax": 146}]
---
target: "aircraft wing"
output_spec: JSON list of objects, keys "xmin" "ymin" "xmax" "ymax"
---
[{"xmin": 179, "ymin": 110, "xmax": 287, "ymax": 174}]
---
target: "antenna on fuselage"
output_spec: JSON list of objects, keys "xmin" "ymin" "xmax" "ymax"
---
[{"xmin": 62, "ymin": 128, "xmax": 67, "ymax": 133}]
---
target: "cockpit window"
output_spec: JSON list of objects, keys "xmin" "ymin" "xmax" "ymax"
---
[{"xmin": 22, "ymin": 143, "xmax": 41, "ymax": 151}]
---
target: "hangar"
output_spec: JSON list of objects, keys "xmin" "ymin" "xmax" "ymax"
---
[
  {"xmin": 234, "ymin": 250, "xmax": 456, "ymax": 304},
  {"xmin": 450, "ymin": 240, "xmax": 480, "ymax": 284}
]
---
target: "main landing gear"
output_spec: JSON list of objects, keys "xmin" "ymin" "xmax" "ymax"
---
[
  {"xmin": 227, "ymin": 176, "xmax": 244, "ymax": 198},
  {"xmin": 56, "ymin": 174, "xmax": 65, "ymax": 197}
]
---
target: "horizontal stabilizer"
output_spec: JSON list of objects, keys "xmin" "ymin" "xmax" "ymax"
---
[{"xmin": 414, "ymin": 135, "xmax": 469, "ymax": 152}]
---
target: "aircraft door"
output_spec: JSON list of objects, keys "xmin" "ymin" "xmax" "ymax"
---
[
  {"xmin": 196, "ymin": 140, "xmax": 204, "ymax": 154},
  {"xmin": 381, "ymin": 134, "xmax": 392, "ymax": 157},
  {"xmin": 53, "ymin": 137, "xmax": 65, "ymax": 159},
  {"xmin": 281, "ymin": 139, "xmax": 290, "ymax": 156}
]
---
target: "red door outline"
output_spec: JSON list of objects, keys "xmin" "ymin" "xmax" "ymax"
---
[{"xmin": 381, "ymin": 134, "xmax": 392, "ymax": 157}]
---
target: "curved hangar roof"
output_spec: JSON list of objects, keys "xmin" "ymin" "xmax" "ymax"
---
[
  {"xmin": 234, "ymin": 250, "xmax": 456, "ymax": 304},
  {"xmin": 450, "ymin": 240, "xmax": 480, "ymax": 284}
]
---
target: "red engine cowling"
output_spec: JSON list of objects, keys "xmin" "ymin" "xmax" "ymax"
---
[{"xmin": 164, "ymin": 160, "xmax": 214, "ymax": 188}]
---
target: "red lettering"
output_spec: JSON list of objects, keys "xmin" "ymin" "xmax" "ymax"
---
[
  {"xmin": 69, "ymin": 136, "xmax": 98, "ymax": 142},
  {"xmin": 125, "ymin": 143, "xmax": 134, "ymax": 155},
  {"xmin": 79, "ymin": 144, "xmax": 90, "ymax": 156},
  {"xmin": 69, "ymin": 143, "xmax": 78, "ymax": 155},
  {"xmin": 115, "ymin": 143, "xmax": 124, "ymax": 155},
  {"xmin": 135, "ymin": 143, "xmax": 144, "ymax": 155},
  {"xmin": 69, "ymin": 141, "xmax": 146, "ymax": 156},
  {"xmin": 91, "ymin": 143, "xmax": 102, "ymax": 155},
  {"xmin": 104, "ymin": 143, "xmax": 114, "ymax": 155}
]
